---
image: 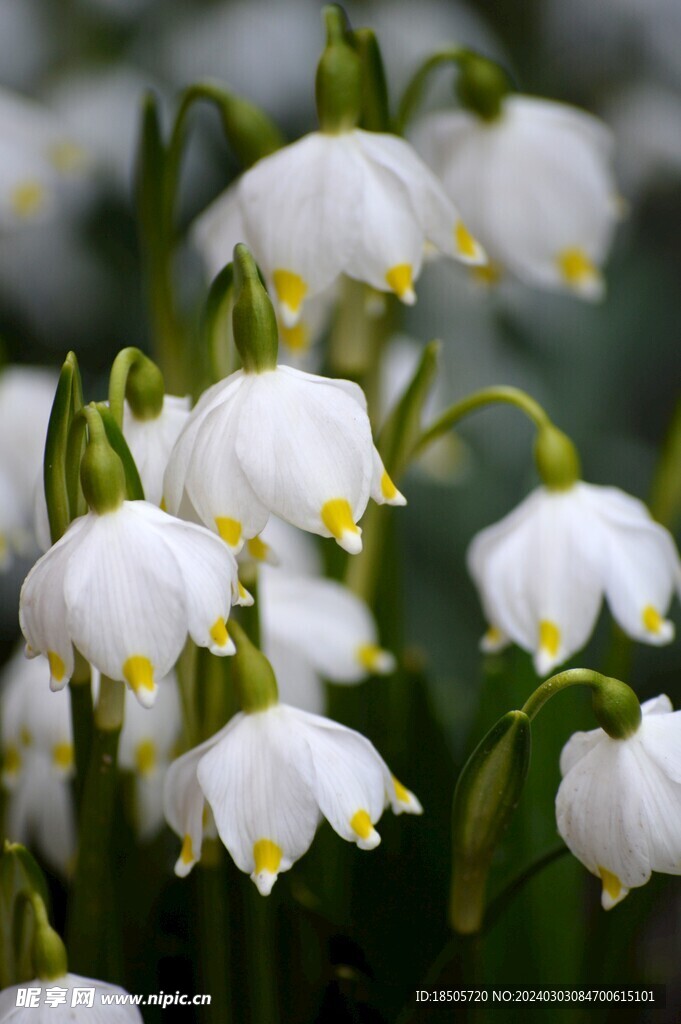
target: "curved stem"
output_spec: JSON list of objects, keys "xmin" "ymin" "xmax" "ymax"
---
[
  {"xmin": 108, "ymin": 348, "xmax": 144, "ymax": 428},
  {"xmin": 415, "ymin": 385, "xmax": 551, "ymax": 458},
  {"xmin": 395, "ymin": 48, "xmax": 465, "ymax": 135},
  {"xmin": 521, "ymin": 668, "xmax": 611, "ymax": 721}
]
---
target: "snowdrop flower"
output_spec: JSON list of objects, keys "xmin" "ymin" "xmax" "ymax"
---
[
  {"xmin": 415, "ymin": 95, "xmax": 619, "ymax": 299},
  {"xmin": 0, "ymin": 973, "xmax": 143, "ymax": 1021},
  {"xmin": 117, "ymin": 671, "xmax": 182, "ymax": 838},
  {"xmin": 0, "ymin": 86, "xmax": 88, "ymax": 229},
  {"xmin": 20, "ymin": 500, "xmax": 242, "ymax": 708},
  {"xmin": 122, "ymin": 395, "xmax": 191, "ymax": 507},
  {"xmin": 164, "ymin": 703, "xmax": 421, "ymax": 891},
  {"xmin": 557, "ymin": 694, "xmax": 681, "ymax": 909},
  {"xmin": 0, "ymin": 366, "xmax": 57, "ymax": 566},
  {"xmin": 1, "ymin": 649, "xmax": 76, "ymax": 874},
  {"xmin": 260, "ymin": 568, "xmax": 396, "ymax": 714},
  {"xmin": 165, "ymin": 365, "xmax": 406, "ymax": 555},
  {"xmin": 194, "ymin": 127, "xmax": 484, "ymax": 328},
  {"xmin": 468, "ymin": 483, "xmax": 681, "ymax": 675}
]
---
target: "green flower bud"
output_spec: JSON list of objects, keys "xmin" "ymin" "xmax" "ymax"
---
[
  {"xmin": 591, "ymin": 676, "xmax": 642, "ymax": 739},
  {"xmin": 229, "ymin": 620, "xmax": 278, "ymax": 713},
  {"xmin": 456, "ymin": 52, "xmax": 512, "ymax": 122},
  {"xmin": 534, "ymin": 423, "xmax": 581, "ymax": 490},
  {"xmin": 353, "ymin": 28, "xmax": 390, "ymax": 132},
  {"xmin": 29, "ymin": 893, "xmax": 67, "ymax": 981},
  {"xmin": 232, "ymin": 244, "xmax": 279, "ymax": 373},
  {"xmin": 125, "ymin": 353, "xmax": 164, "ymax": 420},
  {"xmin": 80, "ymin": 406, "xmax": 127, "ymax": 514},
  {"xmin": 215, "ymin": 92, "xmax": 284, "ymax": 169},
  {"xmin": 316, "ymin": 5, "xmax": 362, "ymax": 133},
  {"xmin": 450, "ymin": 711, "xmax": 531, "ymax": 934}
]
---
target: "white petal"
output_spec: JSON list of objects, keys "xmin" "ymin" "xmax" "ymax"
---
[
  {"xmin": 292, "ymin": 710, "xmax": 388, "ymax": 850},
  {"xmin": 62, "ymin": 504, "xmax": 188, "ymax": 699},
  {"xmin": 196, "ymin": 707, "xmax": 320, "ymax": 890},
  {"xmin": 123, "ymin": 394, "xmax": 191, "ymax": 507},
  {"xmin": 261, "ymin": 632, "xmax": 325, "ymax": 715},
  {"xmin": 6, "ymin": 752, "xmax": 76, "ymax": 876},
  {"xmin": 234, "ymin": 367, "xmax": 373, "ymax": 541},
  {"xmin": 191, "ymin": 181, "xmax": 248, "ymax": 280},
  {"xmin": 19, "ymin": 516, "xmax": 92, "ymax": 688},
  {"xmin": 260, "ymin": 572, "xmax": 390, "ymax": 683},
  {"xmin": 370, "ymin": 448, "xmax": 407, "ymax": 507}
]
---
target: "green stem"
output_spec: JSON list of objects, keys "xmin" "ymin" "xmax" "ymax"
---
[
  {"xmin": 483, "ymin": 844, "xmax": 569, "ymax": 932},
  {"xmin": 521, "ymin": 668, "xmax": 614, "ymax": 720},
  {"xmin": 649, "ymin": 396, "xmax": 681, "ymax": 531},
  {"xmin": 243, "ymin": 887, "xmax": 280, "ymax": 1024},
  {"xmin": 66, "ymin": 676, "xmax": 125, "ymax": 979},
  {"xmin": 395, "ymin": 48, "xmax": 464, "ymax": 135},
  {"xmin": 69, "ymin": 651, "xmax": 93, "ymax": 810},
  {"xmin": 196, "ymin": 848, "xmax": 232, "ymax": 1023},
  {"xmin": 415, "ymin": 385, "xmax": 550, "ymax": 458}
]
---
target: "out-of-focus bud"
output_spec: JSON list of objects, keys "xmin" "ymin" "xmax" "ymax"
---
[{"xmin": 316, "ymin": 5, "xmax": 362, "ymax": 133}]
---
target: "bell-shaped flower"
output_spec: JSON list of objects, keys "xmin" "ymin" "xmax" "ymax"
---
[
  {"xmin": 259, "ymin": 567, "xmax": 395, "ymax": 715},
  {"xmin": 117, "ymin": 670, "xmax": 182, "ymax": 839},
  {"xmin": 415, "ymin": 96, "xmax": 619, "ymax": 298},
  {"xmin": 164, "ymin": 703, "xmax": 421, "ymax": 891},
  {"xmin": 164, "ymin": 365, "xmax": 406, "ymax": 555},
  {"xmin": 0, "ymin": 365, "xmax": 57, "ymax": 566},
  {"xmin": 19, "ymin": 500, "xmax": 242, "ymax": 708},
  {"xmin": 1, "ymin": 648, "xmax": 76, "ymax": 875},
  {"xmin": 557, "ymin": 694, "xmax": 681, "ymax": 909},
  {"xmin": 0, "ymin": 972, "xmax": 142, "ymax": 1021},
  {"xmin": 0, "ymin": 86, "xmax": 88, "ymax": 230},
  {"xmin": 122, "ymin": 395, "xmax": 191, "ymax": 507},
  {"xmin": 192, "ymin": 128, "xmax": 485, "ymax": 328},
  {"xmin": 468, "ymin": 483, "xmax": 680, "ymax": 675}
]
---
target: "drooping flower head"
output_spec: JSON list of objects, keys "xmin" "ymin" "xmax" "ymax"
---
[
  {"xmin": 557, "ymin": 694, "xmax": 681, "ymax": 909},
  {"xmin": 20, "ymin": 407, "xmax": 243, "ymax": 707},
  {"xmin": 164, "ymin": 624, "xmax": 421, "ymax": 891},
  {"xmin": 414, "ymin": 56, "xmax": 619, "ymax": 298},
  {"xmin": 164, "ymin": 245, "xmax": 406, "ymax": 555},
  {"xmin": 192, "ymin": 9, "xmax": 485, "ymax": 328}
]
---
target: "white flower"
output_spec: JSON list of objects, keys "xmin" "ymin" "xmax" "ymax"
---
[
  {"xmin": 164, "ymin": 365, "xmax": 406, "ymax": 555},
  {"xmin": 260, "ymin": 568, "xmax": 395, "ymax": 715},
  {"xmin": 192, "ymin": 127, "xmax": 484, "ymax": 327},
  {"xmin": 163, "ymin": 703, "xmax": 422, "ymax": 891},
  {"xmin": 0, "ymin": 648, "xmax": 76, "ymax": 874},
  {"xmin": 0, "ymin": 972, "xmax": 142, "ymax": 1021},
  {"xmin": 0, "ymin": 366, "xmax": 57, "ymax": 565},
  {"xmin": 0, "ymin": 86, "xmax": 88, "ymax": 230},
  {"xmin": 122, "ymin": 395, "xmax": 191, "ymax": 507},
  {"xmin": 19, "ymin": 500, "xmax": 242, "ymax": 707},
  {"xmin": 468, "ymin": 483, "xmax": 680, "ymax": 675},
  {"xmin": 557, "ymin": 694, "xmax": 681, "ymax": 909},
  {"xmin": 117, "ymin": 671, "xmax": 182, "ymax": 839},
  {"xmin": 415, "ymin": 96, "xmax": 619, "ymax": 298}
]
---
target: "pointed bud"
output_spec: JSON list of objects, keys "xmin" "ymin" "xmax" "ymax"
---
[
  {"xmin": 450, "ymin": 711, "xmax": 531, "ymax": 934},
  {"xmin": 123, "ymin": 351, "xmax": 164, "ymax": 420},
  {"xmin": 456, "ymin": 52, "xmax": 513, "ymax": 122},
  {"xmin": 534, "ymin": 423, "xmax": 581, "ymax": 490},
  {"xmin": 232, "ymin": 244, "xmax": 279, "ymax": 373},
  {"xmin": 29, "ymin": 892, "xmax": 68, "ymax": 981},
  {"xmin": 80, "ymin": 406, "xmax": 126, "ymax": 514},
  {"xmin": 229, "ymin": 620, "xmax": 279, "ymax": 713},
  {"xmin": 316, "ymin": 5, "xmax": 362, "ymax": 133}
]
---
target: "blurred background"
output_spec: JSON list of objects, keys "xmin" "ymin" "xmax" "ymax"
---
[{"xmin": 0, "ymin": 0, "xmax": 680, "ymax": 1021}]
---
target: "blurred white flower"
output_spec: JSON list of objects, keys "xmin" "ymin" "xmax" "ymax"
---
[
  {"xmin": 164, "ymin": 365, "xmax": 405, "ymax": 556},
  {"xmin": 0, "ymin": 972, "xmax": 143, "ymax": 1021},
  {"xmin": 0, "ymin": 366, "xmax": 56, "ymax": 568},
  {"xmin": 123, "ymin": 395, "xmax": 191, "ymax": 507},
  {"xmin": 20, "ymin": 501, "xmax": 241, "ymax": 707},
  {"xmin": 164, "ymin": 703, "xmax": 421, "ymax": 890},
  {"xmin": 468, "ymin": 483, "xmax": 680, "ymax": 675},
  {"xmin": 557, "ymin": 694, "xmax": 681, "ymax": 909},
  {"xmin": 415, "ymin": 96, "xmax": 619, "ymax": 299},
  {"xmin": 193, "ymin": 128, "xmax": 484, "ymax": 328},
  {"xmin": 0, "ymin": 648, "xmax": 76, "ymax": 875},
  {"xmin": 260, "ymin": 569, "xmax": 395, "ymax": 715},
  {"xmin": 0, "ymin": 86, "xmax": 88, "ymax": 230},
  {"xmin": 116, "ymin": 671, "xmax": 182, "ymax": 840}
]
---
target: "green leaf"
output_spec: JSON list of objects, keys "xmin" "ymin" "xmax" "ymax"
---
[
  {"xmin": 44, "ymin": 352, "xmax": 81, "ymax": 544},
  {"xmin": 95, "ymin": 404, "xmax": 145, "ymax": 501},
  {"xmin": 378, "ymin": 339, "xmax": 440, "ymax": 478}
]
